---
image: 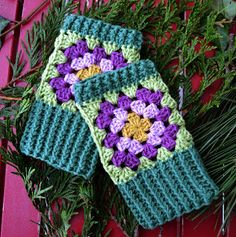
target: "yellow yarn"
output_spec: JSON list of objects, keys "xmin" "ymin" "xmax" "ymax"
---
[
  {"xmin": 122, "ymin": 112, "xmax": 151, "ymax": 142},
  {"xmin": 76, "ymin": 65, "xmax": 101, "ymax": 80}
]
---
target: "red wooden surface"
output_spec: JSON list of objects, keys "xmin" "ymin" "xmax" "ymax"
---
[{"xmin": 0, "ymin": 1, "xmax": 236, "ymax": 237}]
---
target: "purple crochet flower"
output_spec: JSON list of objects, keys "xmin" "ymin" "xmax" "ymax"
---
[
  {"xmin": 161, "ymin": 135, "xmax": 176, "ymax": 151},
  {"xmin": 71, "ymin": 58, "xmax": 85, "ymax": 71},
  {"xmin": 148, "ymin": 90, "xmax": 163, "ymax": 105},
  {"xmin": 103, "ymin": 132, "xmax": 120, "ymax": 148},
  {"xmin": 57, "ymin": 63, "xmax": 72, "ymax": 75},
  {"xmin": 143, "ymin": 104, "xmax": 159, "ymax": 119},
  {"xmin": 96, "ymin": 113, "xmax": 112, "ymax": 129},
  {"xmin": 112, "ymin": 151, "xmax": 126, "ymax": 167},
  {"xmin": 110, "ymin": 52, "xmax": 125, "ymax": 67},
  {"xmin": 56, "ymin": 88, "xmax": 72, "ymax": 103},
  {"xmin": 117, "ymin": 95, "xmax": 132, "ymax": 110},
  {"xmin": 100, "ymin": 101, "xmax": 115, "ymax": 115},
  {"xmin": 93, "ymin": 46, "xmax": 107, "ymax": 63},
  {"xmin": 64, "ymin": 73, "xmax": 78, "ymax": 84},
  {"xmin": 124, "ymin": 153, "xmax": 140, "ymax": 169},
  {"xmin": 111, "ymin": 151, "xmax": 140, "ymax": 170},
  {"xmin": 49, "ymin": 77, "xmax": 67, "ymax": 90},
  {"xmin": 83, "ymin": 53, "xmax": 96, "ymax": 67},
  {"xmin": 156, "ymin": 106, "xmax": 171, "ymax": 122},
  {"xmin": 130, "ymin": 100, "xmax": 146, "ymax": 115},
  {"xmin": 110, "ymin": 108, "xmax": 127, "ymax": 134},
  {"xmin": 100, "ymin": 59, "xmax": 114, "ymax": 72},
  {"xmin": 95, "ymin": 87, "xmax": 180, "ymax": 170},
  {"xmin": 76, "ymin": 40, "xmax": 89, "ymax": 56},
  {"xmin": 116, "ymin": 63, "xmax": 129, "ymax": 69},
  {"xmin": 64, "ymin": 46, "xmax": 80, "ymax": 60},
  {"xmin": 136, "ymin": 88, "xmax": 152, "ymax": 103},
  {"xmin": 165, "ymin": 124, "xmax": 179, "ymax": 139},
  {"xmin": 142, "ymin": 143, "xmax": 158, "ymax": 159}
]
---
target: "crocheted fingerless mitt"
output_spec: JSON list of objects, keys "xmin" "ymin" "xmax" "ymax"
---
[
  {"xmin": 20, "ymin": 14, "xmax": 142, "ymax": 178},
  {"xmin": 74, "ymin": 60, "xmax": 219, "ymax": 228}
]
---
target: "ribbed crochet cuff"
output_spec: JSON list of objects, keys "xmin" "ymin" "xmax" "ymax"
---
[
  {"xmin": 63, "ymin": 14, "xmax": 142, "ymax": 50},
  {"xmin": 118, "ymin": 147, "xmax": 219, "ymax": 229},
  {"xmin": 20, "ymin": 100, "xmax": 98, "ymax": 178},
  {"xmin": 75, "ymin": 60, "xmax": 156, "ymax": 104},
  {"xmin": 75, "ymin": 60, "xmax": 195, "ymax": 184}
]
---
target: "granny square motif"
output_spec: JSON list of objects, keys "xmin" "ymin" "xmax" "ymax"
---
[
  {"xmin": 20, "ymin": 14, "xmax": 142, "ymax": 178},
  {"xmin": 75, "ymin": 60, "xmax": 219, "ymax": 228}
]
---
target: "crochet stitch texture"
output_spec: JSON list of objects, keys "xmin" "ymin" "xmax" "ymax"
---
[
  {"xmin": 75, "ymin": 60, "xmax": 219, "ymax": 228},
  {"xmin": 20, "ymin": 14, "xmax": 142, "ymax": 178}
]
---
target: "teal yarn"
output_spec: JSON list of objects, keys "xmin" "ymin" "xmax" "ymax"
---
[
  {"xmin": 20, "ymin": 100, "xmax": 98, "ymax": 178},
  {"xmin": 118, "ymin": 146, "xmax": 219, "ymax": 229},
  {"xmin": 63, "ymin": 14, "xmax": 143, "ymax": 50},
  {"xmin": 75, "ymin": 60, "xmax": 157, "ymax": 104},
  {"xmin": 75, "ymin": 59, "xmax": 219, "ymax": 228},
  {"xmin": 20, "ymin": 14, "xmax": 143, "ymax": 178}
]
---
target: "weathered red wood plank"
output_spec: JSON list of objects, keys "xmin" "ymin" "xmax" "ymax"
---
[
  {"xmin": 0, "ymin": 0, "xmax": 23, "ymax": 235},
  {"xmin": 0, "ymin": 0, "xmax": 48, "ymax": 236},
  {"xmin": 183, "ymin": 211, "xmax": 223, "ymax": 237}
]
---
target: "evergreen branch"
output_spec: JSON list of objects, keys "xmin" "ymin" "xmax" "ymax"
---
[
  {"xmin": 0, "ymin": 0, "xmax": 49, "ymax": 39},
  {"xmin": 1, "ymin": 0, "xmax": 236, "ymax": 236},
  {"xmin": 0, "ymin": 95, "xmax": 22, "ymax": 101}
]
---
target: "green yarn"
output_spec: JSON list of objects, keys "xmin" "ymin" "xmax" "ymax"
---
[
  {"xmin": 117, "ymin": 146, "xmax": 219, "ymax": 229},
  {"xmin": 76, "ymin": 69, "xmax": 194, "ymax": 184},
  {"xmin": 37, "ymin": 28, "xmax": 141, "ymax": 112},
  {"xmin": 140, "ymin": 74, "xmax": 169, "ymax": 92}
]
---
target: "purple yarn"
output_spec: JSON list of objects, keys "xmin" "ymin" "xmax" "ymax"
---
[
  {"xmin": 110, "ymin": 118, "xmax": 125, "ymax": 134},
  {"xmin": 76, "ymin": 40, "xmax": 89, "ymax": 56},
  {"xmin": 162, "ymin": 135, "xmax": 176, "ymax": 151},
  {"xmin": 112, "ymin": 151, "xmax": 126, "ymax": 167},
  {"xmin": 49, "ymin": 77, "xmax": 67, "ymax": 90},
  {"xmin": 113, "ymin": 108, "xmax": 127, "ymax": 121},
  {"xmin": 96, "ymin": 113, "xmax": 112, "ymax": 129},
  {"xmin": 116, "ymin": 63, "xmax": 129, "ymax": 69},
  {"xmin": 71, "ymin": 57, "xmax": 85, "ymax": 71},
  {"xmin": 64, "ymin": 46, "xmax": 80, "ymax": 60},
  {"xmin": 147, "ymin": 132, "xmax": 162, "ymax": 146},
  {"xmin": 130, "ymin": 100, "xmax": 146, "ymax": 115},
  {"xmin": 83, "ymin": 53, "xmax": 96, "ymax": 67},
  {"xmin": 150, "ymin": 121, "xmax": 165, "ymax": 136},
  {"xmin": 148, "ymin": 91, "xmax": 163, "ymax": 105},
  {"xmin": 100, "ymin": 59, "xmax": 114, "ymax": 72},
  {"xmin": 143, "ymin": 104, "xmax": 159, "ymax": 119},
  {"xmin": 93, "ymin": 46, "xmax": 107, "ymax": 63},
  {"xmin": 156, "ymin": 106, "xmax": 171, "ymax": 122},
  {"xmin": 110, "ymin": 52, "xmax": 125, "ymax": 67},
  {"xmin": 164, "ymin": 124, "xmax": 179, "ymax": 139},
  {"xmin": 64, "ymin": 73, "xmax": 78, "ymax": 84},
  {"xmin": 117, "ymin": 137, "xmax": 131, "ymax": 151},
  {"xmin": 142, "ymin": 143, "xmax": 158, "ymax": 159},
  {"xmin": 56, "ymin": 88, "xmax": 72, "ymax": 103},
  {"xmin": 117, "ymin": 95, "xmax": 132, "ymax": 110},
  {"xmin": 57, "ymin": 63, "xmax": 72, "ymax": 75},
  {"xmin": 124, "ymin": 152, "xmax": 140, "ymax": 169},
  {"xmin": 103, "ymin": 133, "xmax": 120, "ymax": 148},
  {"xmin": 100, "ymin": 101, "xmax": 115, "ymax": 115},
  {"xmin": 129, "ymin": 140, "xmax": 143, "ymax": 154},
  {"xmin": 136, "ymin": 88, "xmax": 152, "ymax": 103}
]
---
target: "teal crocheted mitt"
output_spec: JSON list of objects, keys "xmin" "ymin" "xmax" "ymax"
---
[
  {"xmin": 74, "ymin": 60, "xmax": 219, "ymax": 228},
  {"xmin": 20, "ymin": 14, "xmax": 142, "ymax": 178}
]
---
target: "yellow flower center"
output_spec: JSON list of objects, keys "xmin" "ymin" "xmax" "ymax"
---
[
  {"xmin": 122, "ymin": 112, "xmax": 151, "ymax": 143},
  {"xmin": 76, "ymin": 64, "xmax": 101, "ymax": 80}
]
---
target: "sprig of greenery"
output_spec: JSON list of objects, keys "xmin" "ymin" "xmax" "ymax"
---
[{"xmin": 0, "ymin": 0, "xmax": 236, "ymax": 236}]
